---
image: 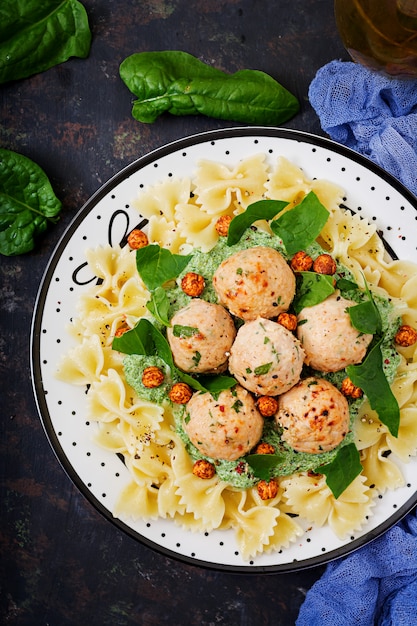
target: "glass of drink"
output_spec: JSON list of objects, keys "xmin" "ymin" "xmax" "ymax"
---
[{"xmin": 334, "ymin": 0, "xmax": 417, "ymax": 77}]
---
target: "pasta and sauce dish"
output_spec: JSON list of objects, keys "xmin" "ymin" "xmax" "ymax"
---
[{"xmin": 54, "ymin": 148, "xmax": 417, "ymax": 563}]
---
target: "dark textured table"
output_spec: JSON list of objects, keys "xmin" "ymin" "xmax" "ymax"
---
[{"xmin": 1, "ymin": 2, "xmax": 351, "ymax": 624}]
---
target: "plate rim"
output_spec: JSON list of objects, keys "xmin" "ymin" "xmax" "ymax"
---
[{"xmin": 30, "ymin": 125, "xmax": 417, "ymax": 573}]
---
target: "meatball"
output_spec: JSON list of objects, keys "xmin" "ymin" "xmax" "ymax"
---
[
  {"xmin": 167, "ymin": 299, "xmax": 236, "ymax": 373},
  {"xmin": 276, "ymin": 377, "xmax": 350, "ymax": 454},
  {"xmin": 212, "ymin": 246, "xmax": 296, "ymax": 320},
  {"xmin": 297, "ymin": 293, "xmax": 373, "ymax": 372},
  {"xmin": 229, "ymin": 318, "xmax": 305, "ymax": 396},
  {"xmin": 183, "ymin": 385, "xmax": 264, "ymax": 461}
]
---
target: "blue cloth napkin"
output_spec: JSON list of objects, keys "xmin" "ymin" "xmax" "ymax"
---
[
  {"xmin": 297, "ymin": 60, "xmax": 417, "ymax": 625},
  {"xmin": 308, "ymin": 60, "xmax": 417, "ymax": 196},
  {"xmin": 296, "ymin": 511, "xmax": 417, "ymax": 625}
]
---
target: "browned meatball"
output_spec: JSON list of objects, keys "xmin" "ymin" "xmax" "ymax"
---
[
  {"xmin": 212, "ymin": 246, "xmax": 295, "ymax": 320},
  {"xmin": 276, "ymin": 377, "xmax": 350, "ymax": 454}
]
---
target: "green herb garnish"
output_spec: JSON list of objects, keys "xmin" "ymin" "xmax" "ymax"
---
[
  {"xmin": 254, "ymin": 362, "xmax": 273, "ymax": 375},
  {"xmin": 319, "ymin": 443, "xmax": 363, "ymax": 499},
  {"xmin": 146, "ymin": 286, "xmax": 171, "ymax": 326},
  {"xmin": 173, "ymin": 325, "xmax": 200, "ymax": 338},
  {"xmin": 270, "ymin": 191, "xmax": 329, "ymax": 255},
  {"xmin": 197, "ymin": 375, "xmax": 237, "ymax": 396},
  {"xmin": 135, "ymin": 244, "xmax": 192, "ymax": 291},
  {"xmin": 336, "ymin": 277, "xmax": 359, "ymax": 292},
  {"xmin": 348, "ymin": 282, "xmax": 382, "ymax": 335},
  {"xmin": 191, "ymin": 351, "xmax": 202, "ymax": 367},
  {"xmin": 292, "ymin": 272, "xmax": 335, "ymax": 314},
  {"xmin": 227, "ymin": 199, "xmax": 288, "ymax": 246},
  {"xmin": 346, "ymin": 340, "xmax": 400, "ymax": 437},
  {"xmin": 245, "ymin": 453, "xmax": 286, "ymax": 481}
]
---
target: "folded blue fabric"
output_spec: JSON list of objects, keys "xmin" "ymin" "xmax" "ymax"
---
[
  {"xmin": 296, "ymin": 511, "xmax": 417, "ymax": 625},
  {"xmin": 308, "ymin": 60, "xmax": 417, "ymax": 196}
]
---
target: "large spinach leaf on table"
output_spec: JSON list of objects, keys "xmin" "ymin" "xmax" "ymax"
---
[
  {"xmin": 0, "ymin": 149, "xmax": 62, "ymax": 256},
  {"xmin": 119, "ymin": 51, "xmax": 299, "ymax": 125},
  {"xmin": 0, "ymin": 0, "xmax": 91, "ymax": 84}
]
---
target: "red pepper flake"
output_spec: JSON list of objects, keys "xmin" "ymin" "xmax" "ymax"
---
[
  {"xmin": 235, "ymin": 461, "xmax": 246, "ymax": 475},
  {"xmin": 219, "ymin": 405, "xmax": 225, "ymax": 412},
  {"xmin": 384, "ymin": 358, "xmax": 390, "ymax": 364}
]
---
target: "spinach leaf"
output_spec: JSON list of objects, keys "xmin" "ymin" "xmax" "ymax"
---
[
  {"xmin": 135, "ymin": 244, "xmax": 192, "ymax": 291},
  {"xmin": 119, "ymin": 51, "xmax": 299, "ymax": 125},
  {"xmin": 319, "ymin": 443, "xmax": 362, "ymax": 499},
  {"xmin": 146, "ymin": 286, "xmax": 171, "ymax": 327},
  {"xmin": 346, "ymin": 340, "xmax": 400, "ymax": 437},
  {"xmin": 336, "ymin": 277, "xmax": 358, "ymax": 292},
  {"xmin": 112, "ymin": 319, "xmax": 155, "ymax": 356},
  {"xmin": 196, "ymin": 375, "xmax": 237, "ymax": 395},
  {"xmin": 292, "ymin": 272, "xmax": 335, "ymax": 314},
  {"xmin": 0, "ymin": 148, "xmax": 62, "ymax": 256},
  {"xmin": 348, "ymin": 299, "xmax": 381, "ymax": 335},
  {"xmin": 0, "ymin": 0, "xmax": 91, "ymax": 84},
  {"xmin": 270, "ymin": 191, "xmax": 329, "ymax": 255},
  {"xmin": 348, "ymin": 282, "xmax": 382, "ymax": 335},
  {"xmin": 172, "ymin": 325, "xmax": 200, "ymax": 338},
  {"xmin": 245, "ymin": 453, "xmax": 286, "ymax": 481},
  {"xmin": 227, "ymin": 199, "xmax": 288, "ymax": 246}
]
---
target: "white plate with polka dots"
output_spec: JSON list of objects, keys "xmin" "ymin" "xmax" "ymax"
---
[{"xmin": 31, "ymin": 127, "xmax": 417, "ymax": 572}]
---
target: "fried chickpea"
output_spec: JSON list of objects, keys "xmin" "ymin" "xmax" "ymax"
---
[
  {"xmin": 313, "ymin": 253, "xmax": 337, "ymax": 275},
  {"xmin": 142, "ymin": 366, "xmax": 164, "ymax": 388},
  {"xmin": 257, "ymin": 479, "xmax": 279, "ymax": 500},
  {"xmin": 290, "ymin": 250, "xmax": 313, "ymax": 272},
  {"xmin": 192, "ymin": 459, "xmax": 216, "ymax": 479},
  {"xmin": 181, "ymin": 272, "xmax": 205, "ymax": 297},
  {"xmin": 256, "ymin": 396, "xmax": 279, "ymax": 417},
  {"xmin": 254, "ymin": 442, "xmax": 275, "ymax": 455},
  {"xmin": 395, "ymin": 324, "xmax": 417, "ymax": 347},
  {"xmin": 341, "ymin": 377, "xmax": 363, "ymax": 399},
  {"xmin": 215, "ymin": 215, "xmax": 233, "ymax": 237},
  {"xmin": 168, "ymin": 382, "xmax": 193, "ymax": 404},
  {"xmin": 115, "ymin": 323, "xmax": 130, "ymax": 337},
  {"xmin": 127, "ymin": 229, "xmax": 149, "ymax": 249},
  {"xmin": 277, "ymin": 312, "xmax": 297, "ymax": 332}
]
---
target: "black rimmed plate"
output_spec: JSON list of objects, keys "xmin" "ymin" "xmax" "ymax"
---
[{"xmin": 31, "ymin": 127, "xmax": 417, "ymax": 572}]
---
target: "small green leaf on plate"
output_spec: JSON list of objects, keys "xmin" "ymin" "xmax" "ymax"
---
[
  {"xmin": 112, "ymin": 319, "xmax": 155, "ymax": 356},
  {"xmin": 146, "ymin": 286, "xmax": 171, "ymax": 326},
  {"xmin": 348, "ymin": 282, "xmax": 382, "ymax": 335},
  {"xmin": 227, "ymin": 199, "xmax": 288, "ymax": 246},
  {"xmin": 346, "ymin": 340, "xmax": 400, "ymax": 437},
  {"xmin": 245, "ymin": 453, "xmax": 285, "ymax": 481},
  {"xmin": 270, "ymin": 191, "xmax": 329, "ymax": 255},
  {"xmin": 135, "ymin": 244, "xmax": 192, "ymax": 291},
  {"xmin": 197, "ymin": 375, "xmax": 237, "ymax": 395},
  {"xmin": 336, "ymin": 277, "xmax": 359, "ymax": 292},
  {"xmin": 293, "ymin": 272, "xmax": 335, "ymax": 314},
  {"xmin": 319, "ymin": 443, "xmax": 362, "ymax": 499},
  {"xmin": 112, "ymin": 318, "xmax": 174, "ymax": 369}
]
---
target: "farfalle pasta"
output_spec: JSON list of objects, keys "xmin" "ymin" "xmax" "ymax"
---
[{"xmin": 57, "ymin": 154, "xmax": 417, "ymax": 559}]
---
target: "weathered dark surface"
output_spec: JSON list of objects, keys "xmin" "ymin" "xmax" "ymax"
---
[{"xmin": 1, "ymin": 1, "xmax": 350, "ymax": 624}]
